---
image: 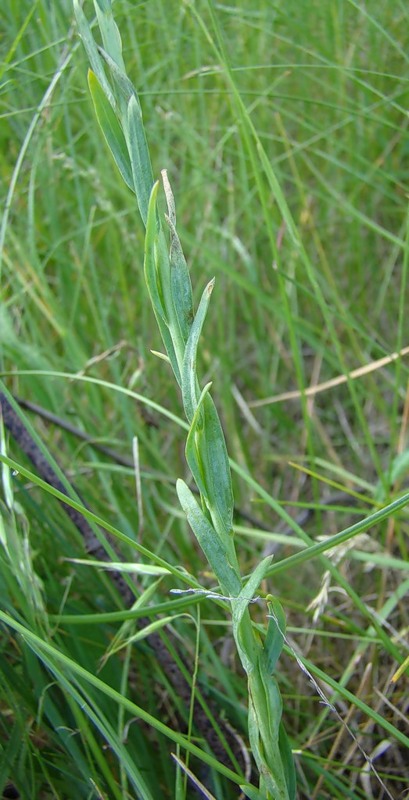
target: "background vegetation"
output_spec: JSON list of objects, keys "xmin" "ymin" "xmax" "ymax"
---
[{"xmin": 1, "ymin": 1, "xmax": 408, "ymax": 798}]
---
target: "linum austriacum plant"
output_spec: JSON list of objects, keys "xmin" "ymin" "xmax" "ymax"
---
[{"xmin": 74, "ymin": 2, "xmax": 296, "ymax": 799}]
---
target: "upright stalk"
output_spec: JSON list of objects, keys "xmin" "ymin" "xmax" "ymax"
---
[{"xmin": 74, "ymin": 3, "xmax": 296, "ymax": 797}]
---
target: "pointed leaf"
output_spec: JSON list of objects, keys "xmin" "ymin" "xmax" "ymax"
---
[
  {"xmin": 186, "ymin": 391, "xmax": 234, "ymax": 537},
  {"xmin": 125, "ymin": 615, "xmax": 176, "ymax": 645},
  {"xmin": 94, "ymin": 0, "xmax": 126, "ymax": 72},
  {"xmin": 74, "ymin": 0, "xmax": 114, "ymax": 106},
  {"xmin": 128, "ymin": 94, "xmax": 154, "ymax": 226},
  {"xmin": 87, "ymin": 70, "xmax": 134, "ymax": 191},
  {"xmin": 144, "ymin": 182, "xmax": 167, "ymax": 318},
  {"xmin": 232, "ymin": 557, "xmax": 273, "ymax": 673},
  {"xmin": 185, "ymin": 382, "xmax": 212, "ymax": 499},
  {"xmin": 145, "ymin": 185, "xmax": 181, "ymax": 384},
  {"xmin": 235, "ymin": 557, "xmax": 273, "ymax": 618},
  {"xmin": 176, "ymin": 480, "xmax": 241, "ymax": 597},
  {"xmin": 68, "ymin": 558, "xmax": 170, "ymax": 575},
  {"xmin": 181, "ymin": 279, "xmax": 214, "ymax": 423},
  {"xmin": 98, "ymin": 46, "xmax": 137, "ymax": 106},
  {"xmin": 162, "ymin": 169, "xmax": 176, "ymax": 226},
  {"xmin": 265, "ymin": 596, "xmax": 286, "ymax": 674},
  {"xmin": 168, "ymin": 217, "xmax": 194, "ymax": 344},
  {"xmin": 162, "ymin": 171, "xmax": 193, "ymax": 343}
]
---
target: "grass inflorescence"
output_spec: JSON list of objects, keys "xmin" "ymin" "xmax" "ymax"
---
[{"xmin": 1, "ymin": 1, "xmax": 408, "ymax": 799}]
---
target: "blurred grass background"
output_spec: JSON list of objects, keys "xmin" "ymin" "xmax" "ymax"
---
[{"xmin": 1, "ymin": 1, "xmax": 408, "ymax": 798}]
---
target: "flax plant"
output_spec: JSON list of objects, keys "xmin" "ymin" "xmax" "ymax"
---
[{"xmin": 74, "ymin": 2, "xmax": 296, "ymax": 797}]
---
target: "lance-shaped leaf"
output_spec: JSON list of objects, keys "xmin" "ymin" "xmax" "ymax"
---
[
  {"xmin": 176, "ymin": 480, "xmax": 241, "ymax": 598},
  {"xmin": 128, "ymin": 94, "xmax": 154, "ymax": 226},
  {"xmin": 98, "ymin": 47, "xmax": 145, "ymax": 132},
  {"xmin": 144, "ymin": 183, "xmax": 167, "ymax": 320},
  {"xmin": 186, "ymin": 389, "xmax": 234, "ymax": 538},
  {"xmin": 87, "ymin": 70, "xmax": 134, "ymax": 192},
  {"xmin": 169, "ymin": 221, "xmax": 194, "ymax": 344},
  {"xmin": 98, "ymin": 46, "xmax": 136, "ymax": 106},
  {"xmin": 184, "ymin": 382, "xmax": 212, "ymax": 500},
  {"xmin": 181, "ymin": 279, "xmax": 214, "ymax": 423},
  {"xmin": 231, "ymin": 556, "xmax": 272, "ymax": 674},
  {"xmin": 162, "ymin": 171, "xmax": 193, "ymax": 344},
  {"xmin": 94, "ymin": 0, "xmax": 125, "ymax": 72},
  {"xmin": 162, "ymin": 169, "xmax": 176, "ymax": 226},
  {"xmin": 265, "ymin": 595, "xmax": 286, "ymax": 674},
  {"xmin": 73, "ymin": 0, "xmax": 114, "ymax": 107},
  {"xmin": 144, "ymin": 184, "xmax": 181, "ymax": 385}
]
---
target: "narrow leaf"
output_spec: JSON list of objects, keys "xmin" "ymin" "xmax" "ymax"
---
[
  {"xmin": 144, "ymin": 182, "xmax": 167, "ymax": 319},
  {"xmin": 162, "ymin": 169, "xmax": 176, "ymax": 226},
  {"xmin": 168, "ymin": 216, "xmax": 194, "ymax": 344},
  {"xmin": 181, "ymin": 279, "xmax": 214, "ymax": 423},
  {"xmin": 128, "ymin": 94, "xmax": 155, "ymax": 226},
  {"xmin": 121, "ymin": 615, "xmax": 177, "ymax": 646},
  {"xmin": 73, "ymin": 0, "xmax": 114, "ymax": 106},
  {"xmin": 68, "ymin": 559, "xmax": 170, "ymax": 575},
  {"xmin": 162, "ymin": 171, "xmax": 194, "ymax": 345},
  {"xmin": 234, "ymin": 557, "xmax": 273, "ymax": 625},
  {"xmin": 94, "ymin": 0, "xmax": 125, "ymax": 72},
  {"xmin": 265, "ymin": 596, "xmax": 286, "ymax": 674},
  {"xmin": 185, "ymin": 383, "xmax": 213, "ymax": 499},
  {"xmin": 145, "ymin": 184, "xmax": 181, "ymax": 384},
  {"xmin": 156, "ymin": 314, "xmax": 182, "ymax": 387},
  {"xmin": 87, "ymin": 70, "xmax": 134, "ymax": 191},
  {"xmin": 176, "ymin": 480, "xmax": 241, "ymax": 597},
  {"xmin": 186, "ymin": 391, "xmax": 234, "ymax": 537},
  {"xmin": 98, "ymin": 46, "xmax": 136, "ymax": 106},
  {"xmin": 232, "ymin": 557, "xmax": 273, "ymax": 672}
]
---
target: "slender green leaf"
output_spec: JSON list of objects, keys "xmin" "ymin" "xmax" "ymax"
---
[
  {"xmin": 144, "ymin": 184, "xmax": 181, "ymax": 383},
  {"xmin": 231, "ymin": 557, "xmax": 272, "ymax": 673},
  {"xmin": 73, "ymin": 0, "xmax": 114, "ymax": 106},
  {"xmin": 176, "ymin": 480, "xmax": 241, "ymax": 597},
  {"xmin": 187, "ymin": 397, "xmax": 233, "ymax": 537},
  {"xmin": 144, "ymin": 182, "xmax": 168, "ymax": 320},
  {"xmin": 127, "ymin": 93, "xmax": 154, "ymax": 225},
  {"xmin": 181, "ymin": 278, "xmax": 214, "ymax": 423},
  {"xmin": 93, "ymin": 0, "xmax": 125, "ymax": 72},
  {"xmin": 185, "ymin": 389, "xmax": 234, "ymax": 538},
  {"xmin": 265, "ymin": 596, "xmax": 286, "ymax": 674},
  {"xmin": 185, "ymin": 382, "xmax": 213, "ymax": 500},
  {"xmin": 169, "ymin": 217, "xmax": 194, "ymax": 343},
  {"xmin": 98, "ymin": 46, "xmax": 136, "ymax": 107},
  {"xmin": 162, "ymin": 171, "xmax": 194, "ymax": 343},
  {"xmin": 69, "ymin": 558, "xmax": 170, "ymax": 575},
  {"xmin": 87, "ymin": 69, "xmax": 134, "ymax": 191}
]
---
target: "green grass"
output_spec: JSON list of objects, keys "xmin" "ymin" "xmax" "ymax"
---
[{"xmin": 1, "ymin": 1, "xmax": 409, "ymax": 798}]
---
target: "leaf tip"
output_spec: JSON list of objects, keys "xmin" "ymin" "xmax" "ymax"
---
[
  {"xmin": 87, "ymin": 69, "xmax": 98, "ymax": 93},
  {"xmin": 149, "ymin": 179, "xmax": 160, "ymax": 201}
]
